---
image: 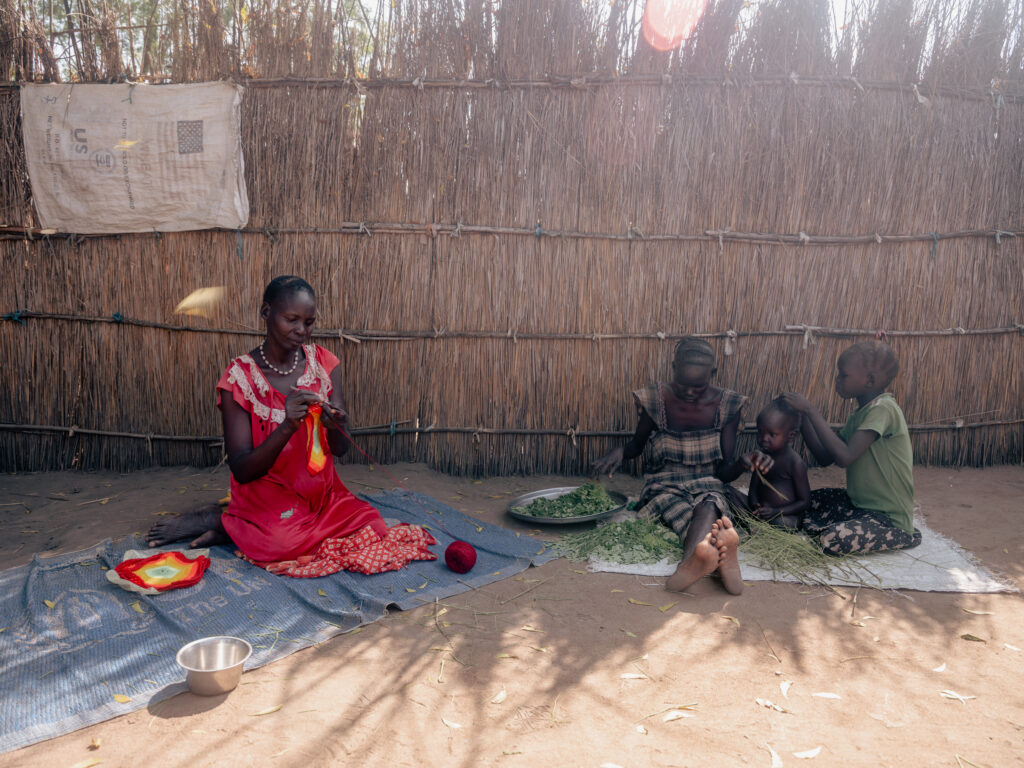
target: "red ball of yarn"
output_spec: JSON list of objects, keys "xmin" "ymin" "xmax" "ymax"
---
[{"xmin": 445, "ymin": 541, "xmax": 477, "ymax": 574}]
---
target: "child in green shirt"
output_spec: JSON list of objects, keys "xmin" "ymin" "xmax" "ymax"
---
[{"xmin": 780, "ymin": 341, "xmax": 921, "ymax": 555}]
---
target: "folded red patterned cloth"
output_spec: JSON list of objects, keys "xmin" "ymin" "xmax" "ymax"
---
[{"xmin": 243, "ymin": 523, "xmax": 437, "ymax": 578}]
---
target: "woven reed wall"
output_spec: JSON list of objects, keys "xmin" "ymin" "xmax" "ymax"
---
[{"xmin": 0, "ymin": 0, "xmax": 1022, "ymax": 474}]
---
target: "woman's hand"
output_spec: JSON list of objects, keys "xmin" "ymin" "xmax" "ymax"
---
[
  {"xmin": 284, "ymin": 388, "xmax": 321, "ymax": 427},
  {"xmin": 590, "ymin": 446, "xmax": 625, "ymax": 479},
  {"xmin": 320, "ymin": 400, "xmax": 349, "ymax": 432},
  {"xmin": 744, "ymin": 450, "xmax": 775, "ymax": 474},
  {"xmin": 778, "ymin": 392, "xmax": 813, "ymax": 414}
]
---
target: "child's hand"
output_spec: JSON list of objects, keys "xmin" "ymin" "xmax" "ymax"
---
[
  {"xmin": 744, "ymin": 450, "xmax": 775, "ymax": 474},
  {"xmin": 590, "ymin": 446, "xmax": 624, "ymax": 479},
  {"xmin": 778, "ymin": 392, "xmax": 813, "ymax": 413}
]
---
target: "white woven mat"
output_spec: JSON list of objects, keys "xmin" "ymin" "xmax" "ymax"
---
[{"xmin": 588, "ymin": 517, "xmax": 1017, "ymax": 593}]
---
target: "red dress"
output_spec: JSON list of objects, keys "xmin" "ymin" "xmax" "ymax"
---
[{"xmin": 216, "ymin": 344, "xmax": 389, "ymax": 566}]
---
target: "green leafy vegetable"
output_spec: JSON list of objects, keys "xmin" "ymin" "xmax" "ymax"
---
[
  {"xmin": 513, "ymin": 483, "xmax": 618, "ymax": 519},
  {"xmin": 554, "ymin": 516, "xmax": 685, "ymax": 564}
]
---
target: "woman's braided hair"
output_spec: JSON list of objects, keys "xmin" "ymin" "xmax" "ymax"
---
[
  {"xmin": 262, "ymin": 275, "xmax": 315, "ymax": 307},
  {"xmin": 673, "ymin": 336, "xmax": 716, "ymax": 369}
]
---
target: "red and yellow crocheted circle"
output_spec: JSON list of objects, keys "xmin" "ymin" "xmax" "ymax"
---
[{"xmin": 114, "ymin": 551, "xmax": 211, "ymax": 592}]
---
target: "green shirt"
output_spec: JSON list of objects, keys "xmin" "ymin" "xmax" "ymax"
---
[{"xmin": 839, "ymin": 394, "xmax": 915, "ymax": 533}]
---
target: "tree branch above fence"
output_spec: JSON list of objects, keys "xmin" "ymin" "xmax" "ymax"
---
[
  {"xmin": 1, "ymin": 418, "xmax": 1020, "ymax": 447},
  {"xmin": 2, "ymin": 310, "xmax": 1021, "ymax": 342},
  {"xmin": 1, "ymin": 224, "xmax": 1021, "ymax": 249},
  {"xmin": 0, "ymin": 74, "xmax": 1021, "ymax": 105}
]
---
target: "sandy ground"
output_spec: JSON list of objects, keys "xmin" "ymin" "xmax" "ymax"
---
[{"xmin": 1, "ymin": 462, "xmax": 1023, "ymax": 768}]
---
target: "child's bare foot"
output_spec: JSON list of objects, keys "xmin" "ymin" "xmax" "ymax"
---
[
  {"xmin": 146, "ymin": 504, "xmax": 226, "ymax": 548},
  {"xmin": 666, "ymin": 532, "xmax": 719, "ymax": 592},
  {"xmin": 710, "ymin": 517, "xmax": 743, "ymax": 595}
]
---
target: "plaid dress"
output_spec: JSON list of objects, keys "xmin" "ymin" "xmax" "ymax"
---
[{"xmin": 635, "ymin": 384, "xmax": 747, "ymax": 541}]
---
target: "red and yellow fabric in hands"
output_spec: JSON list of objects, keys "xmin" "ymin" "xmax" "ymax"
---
[
  {"xmin": 114, "ymin": 550, "xmax": 211, "ymax": 592},
  {"xmin": 216, "ymin": 344, "xmax": 388, "ymax": 568},
  {"xmin": 248, "ymin": 523, "xmax": 438, "ymax": 578},
  {"xmin": 305, "ymin": 404, "xmax": 329, "ymax": 475}
]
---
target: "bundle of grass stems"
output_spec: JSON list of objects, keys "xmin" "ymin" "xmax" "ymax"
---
[
  {"xmin": 555, "ymin": 499, "xmax": 879, "ymax": 590},
  {"xmin": 727, "ymin": 502, "xmax": 877, "ymax": 589}
]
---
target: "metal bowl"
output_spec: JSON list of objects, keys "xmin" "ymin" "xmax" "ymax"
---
[
  {"xmin": 507, "ymin": 486, "xmax": 627, "ymax": 525},
  {"xmin": 176, "ymin": 636, "xmax": 252, "ymax": 696}
]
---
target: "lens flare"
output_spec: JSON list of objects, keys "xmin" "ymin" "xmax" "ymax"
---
[
  {"xmin": 174, "ymin": 285, "xmax": 226, "ymax": 318},
  {"xmin": 642, "ymin": 0, "xmax": 708, "ymax": 52}
]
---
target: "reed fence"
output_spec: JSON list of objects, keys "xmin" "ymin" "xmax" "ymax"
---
[{"xmin": 0, "ymin": 0, "xmax": 1021, "ymax": 474}]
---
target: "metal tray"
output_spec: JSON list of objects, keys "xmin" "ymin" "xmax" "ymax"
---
[{"xmin": 506, "ymin": 486, "xmax": 627, "ymax": 525}]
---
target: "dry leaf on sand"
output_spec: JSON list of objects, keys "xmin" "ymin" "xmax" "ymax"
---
[
  {"xmin": 663, "ymin": 710, "xmax": 695, "ymax": 722},
  {"xmin": 251, "ymin": 705, "xmax": 282, "ymax": 716},
  {"xmin": 755, "ymin": 698, "xmax": 789, "ymax": 713},
  {"xmin": 940, "ymin": 690, "xmax": 976, "ymax": 704},
  {"xmin": 793, "ymin": 747, "xmax": 822, "ymax": 759}
]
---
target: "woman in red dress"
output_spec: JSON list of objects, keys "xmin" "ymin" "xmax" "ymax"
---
[
  {"xmin": 148, "ymin": 276, "xmax": 433, "ymax": 576},
  {"xmin": 216, "ymin": 275, "xmax": 386, "ymax": 566}
]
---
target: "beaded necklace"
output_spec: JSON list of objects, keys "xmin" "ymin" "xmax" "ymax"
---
[{"xmin": 258, "ymin": 342, "xmax": 301, "ymax": 376}]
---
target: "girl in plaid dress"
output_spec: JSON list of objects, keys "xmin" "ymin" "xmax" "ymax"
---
[{"xmin": 592, "ymin": 338, "xmax": 772, "ymax": 594}]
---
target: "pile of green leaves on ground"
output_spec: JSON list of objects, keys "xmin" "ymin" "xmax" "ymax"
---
[
  {"xmin": 513, "ymin": 482, "xmax": 618, "ymax": 519},
  {"xmin": 554, "ymin": 515, "xmax": 685, "ymax": 564},
  {"xmin": 554, "ymin": 502, "xmax": 873, "ymax": 588}
]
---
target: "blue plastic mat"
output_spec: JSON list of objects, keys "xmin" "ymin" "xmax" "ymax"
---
[{"xmin": 0, "ymin": 490, "xmax": 557, "ymax": 754}]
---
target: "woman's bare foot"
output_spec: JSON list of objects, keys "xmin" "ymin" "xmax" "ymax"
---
[
  {"xmin": 146, "ymin": 504, "xmax": 227, "ymax": 548},
  {"xmin": 666, "ymin": 532, "xmax": 720, "ymax": 592},
  {"xmin": 710, "ymin": 517, "xmax": 743, "ymax": 595}
]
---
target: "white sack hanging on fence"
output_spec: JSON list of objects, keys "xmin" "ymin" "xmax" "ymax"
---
[{"xmin": 19, "ymin": 82, "xmax": 248, "ymax": 233}]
